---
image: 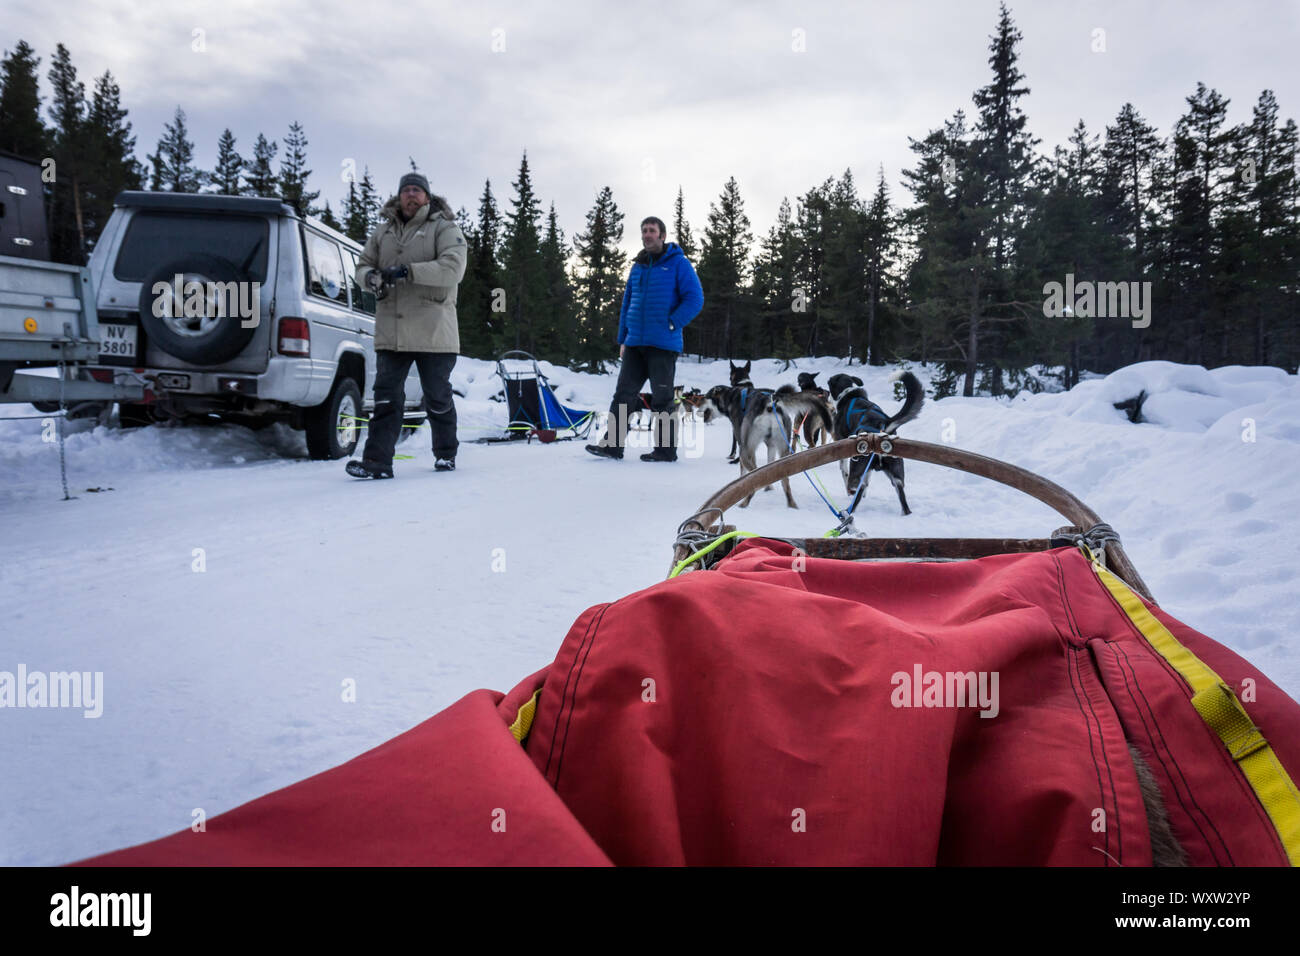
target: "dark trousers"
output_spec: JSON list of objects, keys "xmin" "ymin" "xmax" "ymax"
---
[
  {"xmin": 363, "ymin": 350, "xmax": 458, "ymax": 465},
  {"xmin": 604, "ymin": 345, "xmax": 677, "ymax": 458}
]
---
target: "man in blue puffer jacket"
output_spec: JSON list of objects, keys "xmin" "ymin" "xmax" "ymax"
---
[{"xmin": 586, "ymin": 216, "xmax": 704, "ymax": 462}]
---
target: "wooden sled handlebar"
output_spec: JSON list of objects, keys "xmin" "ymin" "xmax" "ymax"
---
[{"xmin": 671, "ymin": 434, "xmax": 1155, "ymax": 603}]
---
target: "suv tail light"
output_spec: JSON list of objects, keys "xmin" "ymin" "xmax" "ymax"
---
[{"xmin": 278, "ymin": 317, "xmax": 310, "ymax": 357}]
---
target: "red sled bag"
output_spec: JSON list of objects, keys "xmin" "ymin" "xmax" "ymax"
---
[{"xmin": 76, "ymin": 540, "xmax": 1300, "ymax": 867}]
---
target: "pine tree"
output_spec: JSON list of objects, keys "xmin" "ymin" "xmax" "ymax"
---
[
  {"xmin": 341, "ymin": 179, "xmax": 364, "ymax": 242},
  {"xmin": 537, "ymin": 203, "xmax": 577, "ymax": 364},
  {"xmin": 1099, "ymin": 103, "xmax": 1164, "ymax": 366},
  {"xmin": 968, "ymin": 2, "xmax": 1040, "ymax": 395},
  {"xmin": 673, "ymin": 186, "xmax": 697, "ymax": 259},
  {"xmin": 458, "ymin": 179, "xmax": 504, "ymax": 357},
  {"xmin": 0, "ymin": 40, "xmax": 45, "ymax": 158},
  {"xmin": 696, "ymin": 176, "xmax": 754, "ymax": 359},
  {"xmin": 1235, "ymin": 90, "xmax": 1299, "ymax": 366},
  {"xmin": 243, "ymin": 133, "xmax": 278, "ymax": 197},
  {"xmin": 901, "ymin": 110, "xmax": 992, "ymax": 385},
  {"xmin": 1018, "ymin": 121, "xmax": 1113, "ymax": 384},
  {"xmin": 572, "ymin": 185, "xmax": 626, "ymax": 367},
  {"xmin": 1163, "ymin": 83, "xmax": 1234, "ymax": 364},
  {"xmin": 500, "ymin": 153, "xmax": 546, "ymax": 353},
  {"xmin": 750, "ymin": 197, "xmax": 799, "ymax": 358},
  {"xmin": 791, "ymin": 178, "xmax": 833, "ymax": 358},
  {"xmin": 208, "ymin": 128, "xmax": 243, "ymax": 195},
  {"xmin": 972, "ymin": 3, "xmax": 1037, "ymax": 273},
  {"xmin": 278, "ymin": 121, "xmax": 319, "ymax": 215},
  {"xmin": 1101, "ymin": 104, "xmax": 1162, "ymax": 269},
  {"xmin": 354, "ymin": 167, "xmax": 379, "ymax": 236},
  {"xmin": 818, "ymin": 169, "xmax": 867, "ymax": 360},
  {"xmin": 861, "ymin": 167, "xmax": 899, "ymax": 365},
  {"xmin": 46, "ymin": 44, "xmax": 90, "ymax": 262},
  {"xmin": 318, "ymin": 201, "xmax": 341, "ymax": 230},
  {"xmin": 82, "ymin": 70, "xmax": 141, "ymax": 251},
  {"xmin": 147, "ymin": 106, "xmax": 202, "ymax": 193}
]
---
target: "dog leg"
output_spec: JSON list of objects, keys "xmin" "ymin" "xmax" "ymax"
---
[
  {"xmin": 770, "ymin": 431, "xmax": 798, "ymax": 509},
  {"xmin": 738, "ymin": 430, "xmax": 760, "ymax": 508},
  {"xmin": 885, "ymin": 460, "xmax": 910, "ymax": 516}
]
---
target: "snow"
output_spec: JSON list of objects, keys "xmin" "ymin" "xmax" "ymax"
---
[
  {"xmin": 1022, "ymin": 360, "xmax": 1300, "ymax": 433},
  {"xmin": 1, "ymin": 356, "xmax": 1298, "ymax": 866}
]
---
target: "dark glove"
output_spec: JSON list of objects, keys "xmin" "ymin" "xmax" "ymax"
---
[{"xmin": 380, "ymin": 265, "xmax": 409, "ymax": 283}]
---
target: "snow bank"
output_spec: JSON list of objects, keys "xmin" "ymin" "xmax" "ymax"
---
[{"xmin": 1019, "ymin": 360, "xmax": 1300, "ymax": 436}]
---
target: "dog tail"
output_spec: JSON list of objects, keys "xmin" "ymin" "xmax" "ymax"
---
[{"xmin": 884, "ymin": 371, "xmax": 925, "ymax": 432}]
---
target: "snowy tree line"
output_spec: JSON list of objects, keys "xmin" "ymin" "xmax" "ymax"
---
[{"xmin": 3, "ymin": 4, "xmax": 1297, "ymax": 391}]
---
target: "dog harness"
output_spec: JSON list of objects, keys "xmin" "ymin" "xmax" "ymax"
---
[
  {"xmin": 738, "ymin": 387, "xmax": 774, "ymax": 414},
  {"xmin": 844, "ymin": 397, "xmax": 888, "ymax": 434}
]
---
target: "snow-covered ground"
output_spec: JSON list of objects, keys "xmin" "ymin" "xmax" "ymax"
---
[{"xmin": 1, "ymin": 356, "xmax": 1297, "ymax": 866}]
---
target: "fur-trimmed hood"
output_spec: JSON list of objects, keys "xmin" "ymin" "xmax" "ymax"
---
[{"xmin": 380, "ymin": 193, "xmax": 455, "ymax": 223}]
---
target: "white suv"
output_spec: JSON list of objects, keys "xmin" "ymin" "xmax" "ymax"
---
[{"xmin": 84, "ymin": 190, "xmax": 426, "ymax": 458}]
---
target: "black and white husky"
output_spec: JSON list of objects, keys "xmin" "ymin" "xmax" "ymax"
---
[
  {"xmin": 701, "ymin": 382, "xmax": 832, "ymax": 509},
  {"xmin": 826, "ymin": 371, "xmax": 925, "ymax": 515}
]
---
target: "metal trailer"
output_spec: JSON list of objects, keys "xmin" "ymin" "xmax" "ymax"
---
[{"xmin": 0, "ymin": 252, "xmax": 144, "ymax": 405}]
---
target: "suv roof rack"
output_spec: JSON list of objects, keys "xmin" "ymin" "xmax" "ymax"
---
[{"xmin": 113, "ymin": 190, "xmax": 296, "ymax": 217}]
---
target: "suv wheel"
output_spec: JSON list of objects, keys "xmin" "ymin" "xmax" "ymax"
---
[
  {"xmin": 305, "ymin": 376, "xmax": 362, "ymax": 460},
  {"xmin": 137, "ymin": 254, "xmax": 258, "ymax": 365}
]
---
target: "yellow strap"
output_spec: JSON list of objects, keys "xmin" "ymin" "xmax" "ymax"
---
[
  {"xmin": 1086, "ymin": 549, "xmax": 1300, "ymax": 865},
  {"xmin": 508, "ymin": 690, "xmax": 541, "ymax": 745}
]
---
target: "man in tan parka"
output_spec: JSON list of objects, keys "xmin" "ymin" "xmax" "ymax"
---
[{"xmin": 346, "ymin": 172, "xmax": 468, "ymax": 478}]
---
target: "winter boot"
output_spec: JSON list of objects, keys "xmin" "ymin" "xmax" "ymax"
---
[
  {"xmin": 434, "ymin": 457, "xmax": 455, "ymax": 472},
  {"xmin": 641, "ymin": 411, "xmax": 678, "ymax": 462},
  {"xmin": 346, "ymin": 459, "xmax": 394, "ymax": 479},
  {"xmin": 585, "ymin": 429, "xmax": 624, "ymax": 459}
]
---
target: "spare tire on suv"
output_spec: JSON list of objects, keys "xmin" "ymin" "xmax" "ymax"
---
[{"xmin": 137, "ymin": 255, "xmax": 258, "ymax": 365}]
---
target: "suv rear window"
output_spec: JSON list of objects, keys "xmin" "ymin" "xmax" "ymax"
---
[{"xmin": 113, "ymin": 211, "xmax": 270, "ymax": 282}]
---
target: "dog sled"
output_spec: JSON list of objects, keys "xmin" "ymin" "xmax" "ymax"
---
[
  {"xmin": 475, "ymin": 350, "xmax": 594, "ymax": 444},
  {"xmin": 78, "ymin": 438, "xmax": 1300, "ymax": 866}
]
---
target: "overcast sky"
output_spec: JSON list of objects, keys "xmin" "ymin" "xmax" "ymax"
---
[{"xmin": 7, "ymin": 0, "xmax": 1298, "ymax": 257}]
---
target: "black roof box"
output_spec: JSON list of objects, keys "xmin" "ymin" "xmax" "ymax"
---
[{"xmin": 113, "ymin": 190, "xmax": 297, "ymax": 217}]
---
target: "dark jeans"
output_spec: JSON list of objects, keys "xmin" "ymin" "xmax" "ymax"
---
[
  {"xmin": 604, "ymin": 345, "xmax": 677, "ymax": 457},
  {"xmin": 362, "ymin": 350, "xmax": 458, "ymax": 465}
]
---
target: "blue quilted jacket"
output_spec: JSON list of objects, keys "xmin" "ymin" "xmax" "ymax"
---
[{"xmin": 618, "ymin": 243, "xmax": 704, "ymax": 352}]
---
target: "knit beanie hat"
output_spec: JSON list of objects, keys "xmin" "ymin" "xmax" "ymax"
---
[{"xmin": 399, "ymin": 172, "xmax": 431, "ymax": 197}]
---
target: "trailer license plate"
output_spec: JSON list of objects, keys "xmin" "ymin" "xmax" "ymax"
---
[{"xmin": 99, "ymin": 323, "xmax": 137, "ymax": 358}]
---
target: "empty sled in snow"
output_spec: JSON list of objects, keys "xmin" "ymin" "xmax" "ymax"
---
[
  {"xmin": 76, "ymin": 440, "xmax": 1300, "ymax": 866},
  {"xmin": 476, "ymin": 350, "xmax": 594, "ymax": 444}
]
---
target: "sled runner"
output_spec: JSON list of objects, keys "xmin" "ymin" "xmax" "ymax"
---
[
  {"xmin": 475, "ymin": 350, "xmax": 594, "ymax": 444},
  {"xmin": 76, "ymin": 439, "xmax": 1300, "ymax": 867}
]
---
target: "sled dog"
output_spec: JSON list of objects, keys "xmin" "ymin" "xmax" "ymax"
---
[{"xmin": 826, "ymin": 371, "xmax": 925, "ymax": 515}]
